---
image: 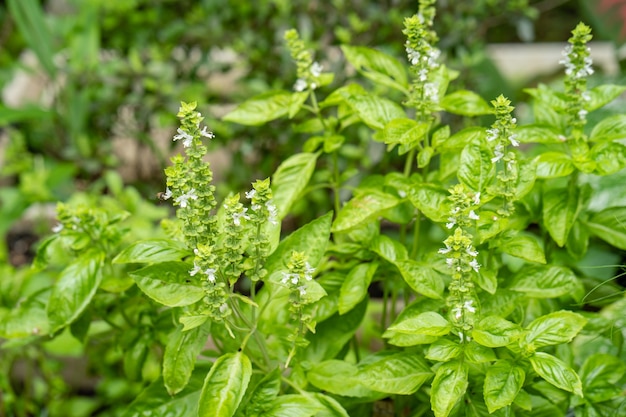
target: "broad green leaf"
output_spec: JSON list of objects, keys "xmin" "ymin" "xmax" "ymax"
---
[
  {"xmin": 530, "ymin": 352, "xmax": 583, "ymax": 397},
  {"xmin": 418, "ymin": 146, "xmax": 434, "ymax": 168},
  {"xmin": 534, "ymin": 152, "xmax": 574, "ymax": 178},
  {"xmin": 342, "ymin": 93, "xmax": 406, "ymax": 130},
  {"xmin": 484, "ymin": 360, "xmax": 525, "ymax": 413},
  {"xmin": 585, "ymin": 207, "xmax": 626, "ymax": 250},
  {"xmin": 198, "ymin": 352, "xmax": 252, "ymax": 417},
  {"xmin": 309, "ymin": 393, "xmax": 350, "ymax": 417},
  {"xmin": 515, "ymin": 124, "xmax": 564, "ymax": 144},
  {"xmin": 590, "ymin": 114, "xmax": 626, "ymax": 141},
  {"xmin": 396, "ymin": 260, "xmax": 444, "ymax": 299},
  {"xmin": 472, "ymin": 316, "xmax": 522, "ymax": 347},
  {"xmin": 382, "ymin": 118, "xmax": 429, "ymax": 152},
  {"xmin": 431, "ymin": 360, "xmax": 469, "ymax": 417},
  {"xmin": 408, "ymin": 183, "xmax": 450, "ymax": 222},
  {"xmin": 323, "ymin": 135, "xmax": 345, "ymax": 153},
  {"xmin": 113, "ymin": 239, "xmax": 190, "ymax": 264},
  {"xmin": 338, "ymin": 262, "xmax": 378, "ymax": 314},
  {"xmin": 271, "ymin": 152, "xmax": 319, "ymax": 219},
  {"xmin": 121, "ymin": 363, "xmax": 211, "ymax": 417},
  {"xmin": 586, "ymin": 84, "xmax": 626, "ymax": 111},
  {"xmin": 591, "ymin": 142, "xmax": 626, "ymax": 176},
  {"xmin": 543, "ymin": 186, "xmax": 581, "ymax": 247},
  {"xmin": 522, "ymin": 310, "xmax": 587, "ymax": 349},
  {"xmin": 386, "ymin": 311, "xmax": 451, "ymax": 336},
  {"xmin": 288, "ymin": 91, "xmax": 309, "ymax": 118},
  {"xmin": 307, "ymin": 360, "xmax": 380, "ymax": 398},
  {"xmin": 264, "ymin": 394, "xmax": 325, "ymax": 417},
  {"xmin": 579, "ymin": 354, "xmax": 626, "ymax": 403},
  {"xmin": 358, "ymin": 351, "xmax": 433, "ymax": 395},
  {"xmin": 497, "ymin": 231, "xmax": 546, "ymax": 264},
  {"xmin": 425, "ymin": 338, "xmax": 462, "ymax": 362},
  {"xmin": 163, "ymin": 323, "xmax": 211, "ymax": 395},
  {"xmin": 509, "ymin": 265, "xmax": 579, "ymax": 298},
  {"xmin": 441, "ymin": 90, "xmax": 492, "ymax": 116},
  {"xmin": 464, "ymin": 341, "xmax": 496, "ymax": 364},
  {"xmin": 341, "ymin": 45, "xmax": 408, "ymax": 91},
  {"xmin": 475, "ymin": 269, "xmax": 497, "ymax": 294},
  {"xmin": 0, "ymin": 104, "xmax": 51, "ymax": 127},
  {"xmin": 130, "ymin": 262, "xmax": 205, "ymax": 307},
  {"xmin": 239, "ymin": 367, "xmax": 282, "ymax": 417},
  {"xmin": 305, "ymin": 299, "xmax": 367, "ymax": 362},
  {"xmin": 124, "ymin": 333, "xmax": 150, "ymax": 381},
  {"xmin": 514, "ymin": 159, "xmax": 537, "ymax": 199},
  {"xmin": 369, "ymin": 235, "xmax": 408, "ymax": 263},
  {"xmin": 265, "ymin": 211, "xmax": 332, "ymax": 275},
  {"xmin": 457, "ymin": 142, "xmax": 495, "ymax": 192},
  {"xmin": 0, "ymin": 288, "xmax": 49, "ymax": 338},
  {"xmin": 437, "ymin": 126, "xmax": 484, "ymax": 150},
  {"xmin": 47, "ymin": 250, "xmax": 105, "ymax": 333},
  {"xmin": 332, "ymin": 191, "xmax": 400, "ymax": 233},
  {"xmin": 222, "ymin": 90, "xmax": 291, "ymax": 126}
]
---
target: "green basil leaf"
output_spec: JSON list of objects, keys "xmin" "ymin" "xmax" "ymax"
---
[
  {"xmin": 585, "ymin": 207, "xmax": 626, "ymax": 250},
  {"xmin": 198, "ymin": 351, "xmax": 252, "ymax": 417},
  {"xmin": 288, "ymin": 91, "xmax": 309, "ymax": 118},
  {"xmin": 509, "ymin": 265, "xmax": 579, "ymax": 298},
  {"xmin": 586, "ymin": 84, "xmax": 626, "ymax": 111},
  {"xmin": 522, "ymin": 310, "xmax": 587, "ymax": 349},
  {"xmin": 472, "ymin": 316, "xmax": 522, "ymax": 347},
  {"xmin": 425, "ymin": 338, "xmax": 462, "ymax": 362},
  {"xmin": 542, "ymin": 185, "xmax": 582, "ymax": 247},
  {"xmin": 369, "ymin": 234, "xmax": 408, "ymax": 263},
  {"xmin": 163, "ymin": 323, "xmax": 211, "ymax": 395},
  {"xmin": 272, "ymin": 152, "xmax": 319, "ymax": 219},
  {"xmin": 396, "ymin": 260, "xmax": 445, "ymax": 299},
  {"xmin": 431, "ymin": 360, "xmax": 469, "ymax": 417},
  {"xmin": 309, "ymin": 393, "xmax": 350, "ymax": 417},
  {"xmin": 529, "ymin": 352, "xmax": 583, "ymax": 397},
  {"xmin": 264, "ymin": 394, "xmax": 326, "ymax": 417},
  {"xmin": 458, "ymin": 142, "xmax": 495, "ymax": 192},
  {"xmin": 496, "ymin": 231, "xmax": 546, "ymax": 264},
  {"xmin": 580, "ymin": 354, "xmax": 626, "ymax": 403},
  {"xmin": 341, "ymin": 45, "xmax": 408, "ymax": 91},
  {"xmin": 113, "ymin": 239, "xmax": 190, "ymax": 264},
  {"xmin": 239, "ymin": 367, "xmax": 282, "ymax": 416},
  {"xmin": 130, "ymin": 262, "xmax": 205, "ymax": 307},
  {"xmin": 338, "ymin": 262, "xmax": 378, "ymax": 314},
  {"xmin": 47, "ymin": 249, "xmax": 105, "ymax": 333},
  {"xmin": 332, "ymin": 191, "xmax": 400, "ymax": 233},
  {"xmin": 437, "ymin": 126, "xmax": 484, "ymax": 150},
  {"xmin": 484, "ymin": 360, "xmax": 525, "ymax": 413},
  {"xmin": 0, "ymin": 288, "xmax": 49, "ymax": 338},
  {"xmin": 382, "ymin": 118, "xmax": 429, "ymax": 152},
  {"xmin": 590, "ymin": 114, "xmax": 626, "ymax": 141},
  {"xmin": 342, "ymin": 93, "xmax": 406, "ymax": 130},
  {"xmin": 386, "ymin": 311, "xmax": 451, "ymax": 336},
  {"xmin": 357, "ymin": 351, "xmax": 433, "ymax": 395},
  {"xmin": 222, "ymin": 90, "xmax": 292, "ymax": 126},
  {"xmin": 307, "ymin": 360, "xmax": 381, "ymax": 398},
  {"xmin": 408, "ymin": 183, "xmax": 451, "ymax": 222},
  {"xmin": 515, "ymin": 124, "xmax": 564, "ymax": 144},
  {"xmin": 534, "ymin": 151, "xmax": 574, "ymax": 178},
  {"xmin": 441, "ymin": 90, "xmax": 492, "ymax": 116},
  {"xmin": 590, "ymin": 142, "xmax": 626, "ymax": 176}
]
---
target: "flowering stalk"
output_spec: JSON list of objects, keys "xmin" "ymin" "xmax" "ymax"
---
[
  {"xmin": 439, "ymin": 184, "xmax": 481, "ymax": 343},
  {"xmin": 486, "ymin": 95, "xmax": 519, "ymax": 217},
  {"xmin": 281, "ymin": 251, "xmax": 316, "ymax": 367},
  {"xmin": 559, "ymin": 22, "xmax": 593, "ymax": 141},
  {"xmin": 284, "ymin": 29, "xmax": 324, "ymax": 92},
  {"xmin": 244, "ymin": 178, "xmax": 277, "ymax": 284},
  {"xmin": 403, "ymin": 0, "xmax": 441, "ymax": 121}
]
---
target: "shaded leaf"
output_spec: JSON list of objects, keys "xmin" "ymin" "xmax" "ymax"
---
[
  {"xmin": 530, "ymin": 352, "xmax": 583, "ymax": 397},
  {"xmin": 198, "ymin": 352, "xmax": 252, "ymax": 417},
  {"xmin": 113, "ymin": 239, "xmax": 190, "ymax": 264},
  {"xmin": 130, "ymin": 262, "xmax": 205, "ymax": 307}
]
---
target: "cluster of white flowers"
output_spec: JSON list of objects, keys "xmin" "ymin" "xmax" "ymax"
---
[
  {"xmin": 280, "ymin": 262, "xmax": 315, "ymax": 296},
  {"xmin": 175, "ymin": 188, "xmax": 198, "ymax": 208},
  {"xmin": 189, "ymin": 263, "xmax": 216, "ymax": 283},
  {"xmin": 487, "ymin": 125, "xmax": 519, "ymax": 164},
  {"xmin": 294, "ymin": 61, "xmax": 323, "ymax": 92},
  {"xmin": 173, "ymin": 119, "xmax": 214, "ymax": 148},
  {"xmin": 559, "ymin": 45, "xmax": 593, "ymax": 80}
]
